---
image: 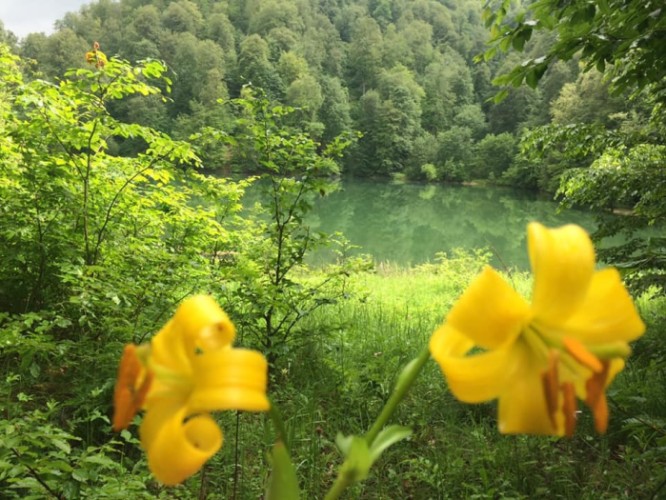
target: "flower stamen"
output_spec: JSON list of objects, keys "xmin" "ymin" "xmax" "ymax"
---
[
  {"xmin": 585, "ymin": 360, "xmax": 610, "ymax": 433},
  {"xmin": 561, "ymin": 382, "xmax": 577, "ymax": 437},
  {"xmin": 563, "ymin": 337, "xmax": 603, "ymax": 373},
  {"xmin": 113, "ymin": 344, "xmax": 153, "ymax": 431},
  {"xmin": 541, "ymin": 350, "xmax": 560, "ymax": 430}
]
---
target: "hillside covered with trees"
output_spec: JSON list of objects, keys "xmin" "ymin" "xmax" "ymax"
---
[
  {"xmin": 0, "ymin": 0, "xmax": 591, "ymax": 181},
  {"xmin": 3, "ymin": 1, "xmax": 662, "ymax": 189}
]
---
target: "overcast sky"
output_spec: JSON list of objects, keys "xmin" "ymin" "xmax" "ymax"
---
[{"xmin": 1, "ymin": 0, "xmax": 93, "ymax": 39}]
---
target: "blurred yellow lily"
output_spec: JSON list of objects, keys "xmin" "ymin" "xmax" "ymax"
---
[
  {"xmin": 113, "ymin": 295, "xmax": 269, "ymax": 485},
  {"xmin": 429, "ymin": 222, "xmax": 645, "ymax": 436},
  {"xmin": 85, "ymin": 41, "xmax": 107, "ymax": 68}
]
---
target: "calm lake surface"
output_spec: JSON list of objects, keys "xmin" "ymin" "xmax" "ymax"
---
[{"xmin": 302, "ymin": 179, "xmax": 607, "ymax": 269}]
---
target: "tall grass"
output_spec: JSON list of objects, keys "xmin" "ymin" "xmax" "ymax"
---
[
  {"xmin": 46, "ymin": 252, "xmax": 661, "ymax": 499},
  {"xmin": 235, "ymin": 252, "xmax": 666, "ymax": 499}
]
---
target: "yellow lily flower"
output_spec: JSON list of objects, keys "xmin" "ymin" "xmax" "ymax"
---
[
  {"xmin": 112, "ymin": 295, "xmax": 269, "ymax": 485},
  {"xmin": 429, "ymin": 222, "xmax": 645, "ymax": 436}
]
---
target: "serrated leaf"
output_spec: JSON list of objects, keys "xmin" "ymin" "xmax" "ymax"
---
[{"xmin": 52, "ymin": 438, "xmax": 71, "ymax": 455}]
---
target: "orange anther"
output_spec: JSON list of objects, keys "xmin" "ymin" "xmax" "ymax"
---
[
  {"xmin": 112, "ymin": 344, "xmax": 152, "ymax": 431},
  {"xmin": 563, "ymin": 337, "xmax": 603, "ymax": 373},
  {"xmin": 561, "ymin": 381, "xmax": 577, "ymax": 437},
  {"xmin": 540, "ymin": 350, "xmax": 559, "ymax": 430},
  {"xmin": 585, "ymin": 360, "xmax": 610, "ymax": 434}
]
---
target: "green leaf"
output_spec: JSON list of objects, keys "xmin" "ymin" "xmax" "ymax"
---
[
  {"xmin": 72, "ymin": 469, "xmax": 89, "ymax": 482},
  {"xmin": 266, "ymin": 441, "xmax": 300, "ymax": 500},
  {"xmin": 499, "ymin": 36, "xmax": 512, "ymax": 52},
  {"xmin": 368, "ymin": 425, "xmax": 412, "ymax": 462},
  {"xmin": 489, "ymin": 88, "xmax": 510, "ymax": 104},
  {"xmin": 512, "ymin": 33, "xmax": 526, "ymax": 51},
  {"xmin": 335, "ymin": 433, "xmax": 354, "ymax": 456},
  {"xmin": 334, "ymin": 427, "xmax": 411, "ymax": 488},
  {"xmin": 596, "ymin": 59, "xmax": 606, "ymax": 73},
  {"xmin": 337, "ymin": 435, "xmax": 372, "ymax": 483},
  {"xmin": 52, "ymin": 438, "xmax": 71, "ymax": 455}
]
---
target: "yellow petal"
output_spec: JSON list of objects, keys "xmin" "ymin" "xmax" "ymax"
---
[
  {"xmin": 606, "ymin": 357, "xmax": 625, "ymax": 387},
  {"xmin": 149, "ymin": 295, "xmax": 236, "ymax": 375},
  {"xmin": 142, "ymin": 407, "xmax": 223, "ymax": 486},
  {"xmin": 189, "ymin": 348, "xmax": 270, "ymax": 413},
  {"xmin": 429, "ymin": 323, "xmax": 475, "ymax": 359},
  {"xmin": 497, "ymin": 341, "xmax": 562, "ymax": 435},
  {"xmin": 150, "ymin": 321, "xmax": 192, "ymax": 376},
  {"xmin": 433, "ymin": 337, "xmax": 516, "ymax": 403},
  {"xmin": 528, "ymin": 223, "xmax": 595, "ymax": 324},
  {"xmin": 139, "ymin": 399, "xmax": 183, "ymax": 454},
  {"xmin": 445, "ymin": 266, "xmax": 531, "ymax": 350},
  {"xmin": 171, "ymin": 295, "xmax": 236, "ymax": 352},
  {"xmin": 561, "ymin": 268, "xmax": 645, "ymax": 344}
]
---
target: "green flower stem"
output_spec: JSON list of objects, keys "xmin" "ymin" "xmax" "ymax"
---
[
  {"xmin": 324, "ymin": 346, "xmax": 431, "ymax": 500},
  {"xmin": 364, "ymin": 346, "xmax": 431, "ymax": 444},
  {"xmin": 268, "ymin": 399, "xmax": 290, "ymax": 452},
  {"xmin": 324, "ymin": 473, "xmax": 353, "ymax": 500}
]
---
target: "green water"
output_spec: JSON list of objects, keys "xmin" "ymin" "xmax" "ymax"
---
[{"xmin": 305, "ymin": 179, "xmax": 608, "ymax": 269}]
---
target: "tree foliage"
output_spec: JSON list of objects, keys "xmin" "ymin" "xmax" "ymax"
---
[
  {"xmin": 0, "ymin": 45, "xmax": 254, "ymax": 496},
  {"xmin": 482, "ymin": 0, "xmax": 666, "ymax": 290},
  {"xmin": 200, "ymin": 89, "xmax": 365, "ymax": 364},
  {"xmin": 482, "ymin": 0, "xmax": 666, "ymax": 105},
  {"xmin": 0, "ymin": 41, "xmax": 372, "ymax": 496},
  {"xmin": 7, "ymin": 0, "xmax": 518, "ymax": 183},
  {"xmin": 558, "ymin": 144, "xmax": 666, "ymax": 290}
]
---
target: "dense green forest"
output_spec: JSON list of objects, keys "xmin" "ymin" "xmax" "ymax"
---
[
  {"xmin": 1, "ymin": 0, "xmax": 665, "ymax": 498},
  {"xmin": 0, "ymin": 0, "xmax": 644, "ymax": 181},
  {"xmin": 2, "ymin": 0, "xmax": 664, "ymax": 189}
]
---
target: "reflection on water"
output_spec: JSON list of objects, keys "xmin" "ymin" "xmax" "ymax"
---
[{"xmin": 304, "ymin": 179, "xmax": 606, "ymax": 269}]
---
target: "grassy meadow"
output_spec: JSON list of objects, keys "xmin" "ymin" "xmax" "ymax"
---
[
  {"xmin": 179, "ymin": 253, "xmax": 666, "ymax": 499},
  {"xmin": 3, "ymin": 247, "xmax": 665, "ymax": 498}
]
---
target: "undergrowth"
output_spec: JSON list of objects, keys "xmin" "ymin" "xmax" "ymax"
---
[{"xmin": 2, "ymin": 252, "xmax": 665, "ymax": 499}]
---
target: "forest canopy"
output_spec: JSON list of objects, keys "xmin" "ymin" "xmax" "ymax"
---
[
  {"xmin": 0, "ymin": 0, "xmax": 573, "ymax": 180},
  {"xmin": 4, "ymin": 0, "xmax": 662, "ymax": 192}
]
